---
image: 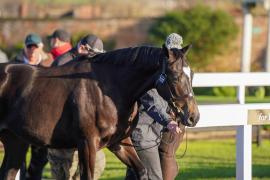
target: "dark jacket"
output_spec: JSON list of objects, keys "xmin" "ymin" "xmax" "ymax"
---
[
  {"xmin": 12, "ymin": 51, "xmax": 27, "ymax": 64},
  {"xmin": 12, "ymin": 50, "xmax": 52, "ymax": 67},
  {"xmin": 131, "ymin": 89, "xmax": 171, "ymax": 149},
  {"xmin": 51, "ymin": 48, "xmax": 78, "ymax": 67},
  {"xmin": 12, "ymin": 51, "xmax": 39, "ymax": 65}
]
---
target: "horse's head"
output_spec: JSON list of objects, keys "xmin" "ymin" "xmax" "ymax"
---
[{"xmin": 155, "ymin": 44, "xmax": 200, "ymax": 127}]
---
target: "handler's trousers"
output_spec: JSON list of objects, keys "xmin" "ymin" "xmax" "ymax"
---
[
  {"xmin": 126, "ymin": 125, "xmax": 186, "ymax": 180},
  {"xmin": 48, "ymin": 148, "xmax": 106, "ymax": 180},
  {"xmin": 159, "ymin": 125, "xmax": 186, "ymax": 180},
  {"xmin": 20, "ymin": 145, "xmax": 48, "ymax": 180}
]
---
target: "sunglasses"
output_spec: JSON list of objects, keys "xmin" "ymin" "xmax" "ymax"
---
[
  {"xmin": 26, "ymin": 44, "xmax": 38, "ymax": 49},
  {"xmin": 82, "ymin": 44, "xmax": 93, "ymax": 52}
]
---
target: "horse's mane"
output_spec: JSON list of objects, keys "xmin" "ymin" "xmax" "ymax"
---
[{"xmin": 81, "ymin": 46, "xmax": 164, "ymax": 69}]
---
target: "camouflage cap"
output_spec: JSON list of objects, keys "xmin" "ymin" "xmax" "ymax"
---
[{"xmin": 165, "ymin": 33, "xmax": 183, "ymax": 50}]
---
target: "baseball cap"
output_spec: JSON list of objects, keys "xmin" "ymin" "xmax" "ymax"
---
[
  {"xmin": 165, "ymin": 33, "xmax": 183, "ymax": 50},
  {"xmin": 49, "ymin": 29, "xmax": 71, "ymax": 42},
  {"xmin": 80, "ymin": 34, "xmax": 104, "ymax": 53},
  {"xmin": 25, "ymin": 33, "xmax": 42, "ymax": 46}
]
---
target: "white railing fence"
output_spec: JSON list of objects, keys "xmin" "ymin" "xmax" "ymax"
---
[{"xmin": 193, "ymin": 72, "xmax": 270, "ymax": 180}]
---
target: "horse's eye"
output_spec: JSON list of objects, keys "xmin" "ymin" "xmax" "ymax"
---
[{"xmin": 171, "ymin": 74, "xmax": 180, "ymax": 83}]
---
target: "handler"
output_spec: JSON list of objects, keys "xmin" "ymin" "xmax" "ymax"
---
[{"xmin": 126, "ymin": 33, "xmax": 186, "ymax": 180}]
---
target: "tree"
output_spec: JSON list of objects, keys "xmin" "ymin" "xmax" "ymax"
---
[{"xmin": 149, "ymin": 5, "xmax": 239, "ymax": 70}]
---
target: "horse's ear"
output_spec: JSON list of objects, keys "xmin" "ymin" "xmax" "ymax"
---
[
  {"xmin": 181, "ymin": 44, "xmax": 192, "ymax": 56},
  {"xmin": 163, "ymin": 44, "xmax": 182, "ymax": 63},
  {"xmin": 162, "ymin": 44, "xmax": 169, "ymax": 58}
]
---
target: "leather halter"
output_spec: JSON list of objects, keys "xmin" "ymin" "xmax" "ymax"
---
[{"xmin": 155, "ymin": 57, "xmax": 192, "ymax": 124}]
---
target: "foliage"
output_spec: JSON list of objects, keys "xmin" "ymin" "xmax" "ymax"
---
[
  {"xmin": 264, "ymin": 86, "xmax": 270, "ymax": 96},
  {"xmin": 213, "ymin": 87, "xmax": 237, "ymax": 97},
  {"xmin": 148, "ymin": 5, "xmax": 239, "ymax": 70},
  {"xmin": 263, "ymin": 125, "xmax": 270, "ymax": 131},
  {"xmin": 247, "ymin": 87, "xmax": 266, "ymax": 99},
  {"xmin": 193, "ymin": 87, "xmax": 214, "ymax": 96},
  {"xmin": 194, "ymin": 87, "xmax": 237, "ymax": 98},
  {"xmin": 4, "ymin": 42, "xmax": 24, "ymax": 61}
]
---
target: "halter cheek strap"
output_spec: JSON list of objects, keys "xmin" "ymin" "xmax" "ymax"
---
[
  {"xmin": 156, "ymin": 73, "xmax": 167, "ymax": 86},
  {"xmin": 155, "ymin": 58, "xmax": 167, "ymax": 87},
  {"xmin": 155, "ymin": 58, "xmax": 177, "ymax": 103}
]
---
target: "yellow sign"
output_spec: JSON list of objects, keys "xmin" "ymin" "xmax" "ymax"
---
[{"xmin": 248, "ymin": 109, "xmax": 270, "ymax": 125}]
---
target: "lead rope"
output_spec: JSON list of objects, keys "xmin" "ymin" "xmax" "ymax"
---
[
  {"xmin": 178, "ymin": 129, "xmax": 188, "ymax": 159},
  {"xmin": 159, "ymin": 127, "xmax": 188, "ymax": 159}
]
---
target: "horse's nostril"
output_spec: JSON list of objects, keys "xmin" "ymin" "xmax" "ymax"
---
[{"xmin": 187, "ymin": 117, "xmax": 194, "ymax": 125}]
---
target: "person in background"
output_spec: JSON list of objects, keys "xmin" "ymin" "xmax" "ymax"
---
[
  {"xmin": 13, "ymin": 33, "xmax": 52, "ymax": 67},
  {"xmin": 126, "ymin": 33, "xmax": 184, "ymax": 180},
  {"xmin": 49, "ymin": 29, "xmax": 72, "ymax": 60},
  {"xmin": 51, "ymin": 34, "xmax": 104, "ymax": 66},
  {"xmin": 48, "ymin": 34, "xmax": 106, "ymax": 180},
  {"xmin": 0, "ymin": 49, "xmax": 8, "ymax": 63},
  {"xmin": 13, "ymin": 33, "xmax": 51, "ymax": 180}
]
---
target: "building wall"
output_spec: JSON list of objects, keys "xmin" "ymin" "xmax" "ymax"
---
[{"xmin": 0, "ymin": 18, "xmax": 154, "ymax": 49}]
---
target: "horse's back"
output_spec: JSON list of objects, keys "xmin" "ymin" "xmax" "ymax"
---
[{"xmin": 0, "ymin": 63, "xmax": 37, "ymax": 98}]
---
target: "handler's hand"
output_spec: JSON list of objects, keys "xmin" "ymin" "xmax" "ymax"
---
[{"xmin": 166, "ymin": 121, "xmax": 181, "ymax": 134}]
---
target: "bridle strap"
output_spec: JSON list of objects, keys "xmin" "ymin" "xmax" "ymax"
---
[
  {"xmin": 155, "ymin": 57, "xmax": 193, "ymax": 123},
  {"xmin": 161, "ymin": 57, "xmax": 166, "ymax": 74}
]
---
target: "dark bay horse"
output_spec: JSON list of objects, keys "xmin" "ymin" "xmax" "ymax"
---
[{"xmin": 0, "ymin": 44, "xmax": 199, "ymax": 180}]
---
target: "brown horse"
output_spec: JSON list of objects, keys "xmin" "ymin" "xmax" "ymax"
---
[{"xmin": 0, "ymin": 44, "xmax": 199, "ymax": 180}]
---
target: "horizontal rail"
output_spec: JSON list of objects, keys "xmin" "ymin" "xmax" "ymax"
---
[
  {"xmin": 196, "ymin": 103, "xmax": 270, "ymax": 127},
  {"xmin": 193, "ymin": 72, "xmax": 270, "ymax": 87}
]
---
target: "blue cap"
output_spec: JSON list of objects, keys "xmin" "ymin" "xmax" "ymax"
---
[{"xmin": 25, "ymin": 33, "xmax": 42, "ymax": 46}]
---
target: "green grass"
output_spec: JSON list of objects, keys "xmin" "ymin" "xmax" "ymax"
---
[
  {"xmin": 99, "ymin": 139, "xmax": 270, "ymax": 180},
  {"xmin": 1, "ymin": 139, "xmax": 270, "ymax": 179}
]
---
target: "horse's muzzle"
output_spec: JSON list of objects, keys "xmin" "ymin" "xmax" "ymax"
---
[
  {"xmin": 175, "ymin": 112, "xmax": 198, "ymax": 127},
  {"xmin": 168, "ymin": 100, "xmax": 200, "ymax": 127},
  {"xmin": 185, "ymin": 112, "xmax": 200, "ymax": 127},
  {"xmin": 174, "ymin": 104, "xmax": 200, "ymax": 127}
]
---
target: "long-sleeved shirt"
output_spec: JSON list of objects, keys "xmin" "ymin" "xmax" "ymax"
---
[
  {"xmin": 139, "ymin": 89, "xmax": 171, "ymax": 126},
  {"xmin": 131, "ymin": 89, "xmax": 171, "ymax": 149}
]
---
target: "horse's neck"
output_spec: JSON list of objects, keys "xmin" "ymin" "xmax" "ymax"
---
[{"xmin": 113, "ymin": 67, "xmax": 158, "ymax": 105}]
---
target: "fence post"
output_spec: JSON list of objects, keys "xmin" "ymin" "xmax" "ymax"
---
[
  {"xmin": 236, "ymin": 2, "xmax": 253, "ymax": 179},
  {"xmin": 236, "ymin": 86, "xmax": 252, "ymax": 180},
  {"xmin": 236, "ymin": 125, "xmax": 252, "ymax": 180}
]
